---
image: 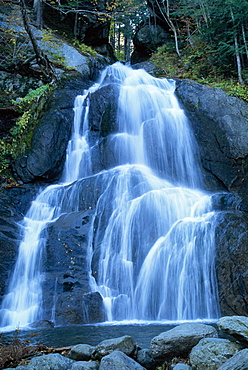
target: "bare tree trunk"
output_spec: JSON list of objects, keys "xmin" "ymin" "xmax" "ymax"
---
[
  {"xmin": 34, "ymin": 0, "xmax": 43, "ymax": 28},
  {"xmin": 124, "ymin": 37, "xmax": 131, "ymax": 61},
  {"xmin": 241, "ymin": 23, "xmax": 248, "ymax": 60},
  {"xmin": 234, "ymin": 34, "xmax": 244, "ymax": 84},
  {"xmin": 230, "ymin": 7, "xmax": 244, "ymax": 84},
  {"xmin": 20, "ymin": 0, "xmax": 56, "ymax": 81},
  {"xmin": 155, "ymin": 0, "xmax": 181, "ymax": 57}
]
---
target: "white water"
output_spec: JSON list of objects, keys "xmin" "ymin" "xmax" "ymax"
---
[{"xmin": 0, "ymin": 63, "xmax": 219, "ymax": 331}]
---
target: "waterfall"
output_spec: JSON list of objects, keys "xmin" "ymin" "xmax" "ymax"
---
[{"xmin": 0, "ymin": 62, "xmax": 219, "ymax": 331}]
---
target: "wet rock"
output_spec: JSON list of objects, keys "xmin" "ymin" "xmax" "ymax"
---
[
  {"xmin": 217, "ymin": 316, "xmax": 248, "ymax": 344},
  {"xmin": 29, "ymin": 319, "xmax": 54, "ymax": 328},
  {"xmin": 42, "ymin": 210, "xmax": 105, "ymax": 325},
  {"xmin": 150, "ymin": 323, "xmax": 217, "ymax": 362},
  {"xmin": 218, "ymin": 348, "xmax": 248, "ymax": 370},
  {"xmin": 99, "ymin": 350, "xmax": 145, "ymax": 370},
  {"xmin": 173, "ymin": 364, "xmax": 192, "ymax": 370},
  {"xmin": 88, "ymin": 83, "xmax": 120, "ymax": 137},
  {"xmin": 92, "ymin": 335, "xmax": 136, "ymax": 360},
  {"xmin": 69, "ymin": 344, "xmax": 95, "ymax": 361},
  {"xmin": 136, "ymin": 348, "xmax": 156, "ymax": 369},
  {"xmin": 175, "ymin": 80, "xmax": 248, "ymax": 193},
  {"xmin": 215, "ymin": 212, "xmax": 248, "ymax": 316},
  {"xmin": 70, "ymin": 361, "xmax": 99, "ymax": 370},
  {"xmin": 27, "ymin": 353, "xmax": 74, "ymax": 369},
  {"xmin": 189, "ymin": 337, "xmax": 244, "ymax": 370}
]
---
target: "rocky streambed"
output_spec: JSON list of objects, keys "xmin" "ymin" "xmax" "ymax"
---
[{"xmin": 2, "ymin": 316, "xmax": 248, "ymax": 370}]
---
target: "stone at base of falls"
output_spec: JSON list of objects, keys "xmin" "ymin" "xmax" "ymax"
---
[
  {"xmin": 189, "ymin": 338, "xmax": 244, "ymax": 370},
  {"xmin": 69, "ymin": 344, "xmax": 95, "ymax": 361},
  {"xmin": 136, "ymin": 348, "xmax": 156, "ymax": 369},
  {"xmin": 29, "ymin": 319, "xmax": 54, "ymax": 328},
  {"xmin": 218, "ymin": 348, "xmax": 248, "ymax": 370},
  {"xmin": 70, "ymin": 361, "xmax": 99, "ymax": 370},
  {"xmin": 99, "ymin": 350, "xmax": 145, "ymax": 370},
  {"xmin": 150, "ymin": 323, "xmax": 218, "ymax": 362},
  {"xmin": 27, "ymin": 353, "xmax": 74, "ymax": 369},
  {"xmin": 173, "ymin": 364, "xmax": 192, "ymax": 370},
  {"xmin": 217, "ymin": 316, "xmax": 248, "ymax": 344},
  {"xmin": 92, "ymin": 335, "xmax": 136, "ymax": 360}
]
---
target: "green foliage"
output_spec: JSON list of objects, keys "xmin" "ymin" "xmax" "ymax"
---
[
  {"xmin": 71, "ymin": 39, "xmax": 97, "ymax": 56},
  {"xmin": 150, "ymin": 44, "xmax": 248, "ymax": 102},
  {"xmin": 0, "ymin": 84, "xmax": 53, "ymax": 178}
]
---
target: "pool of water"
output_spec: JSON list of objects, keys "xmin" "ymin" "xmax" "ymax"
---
[{"xmin": 1, "ymin": 321, "xmax": 218, "ymax": 349}]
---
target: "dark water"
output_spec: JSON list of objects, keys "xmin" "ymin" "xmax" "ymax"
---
[{"xmin": 1, "ymin": 322, "xmax": 217, "ymax": 349}]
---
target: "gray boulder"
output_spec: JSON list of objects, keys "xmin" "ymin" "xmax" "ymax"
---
[
  {"xmin": 218, "ymin": 348, "xmax": 248, "ymax": 370},
  {"xmin": 150, "ymin": 323, "xmax": 218, "ymax": 361},
  {"xmin": 27, "ymin": 353, "xmax": 74, "ymax": 369},
  {"xmin": 93, "ymin": 335, "xmax": 136, "ymax": 360},
  {"xmin": 70, "ymin": 361, "xmax": 99, "ymax": 370},
  {"xmin": 136, "ymin": 348, "xmax": 156, "ymax": 369},
  {"xmin": 189, "ymin": 338, "xmax": 244, "ymax": 370},
  {"xmin": 217, "ymin": 316, "xmax": 248, "ymax": 344},
  {"xmin": 131, "ymin": 23, "xmax": 170, "ymax": 64},
  {"xmin": 69, "ymin": 344, "xmax": 95, "ymax": 361},
  {"xmin": 99, "ymin": 350, "xmax": 145, "ymax": 370},
  {"xmin": 173, "ymin": 364, "xmax": 192, "ymax": 370}
]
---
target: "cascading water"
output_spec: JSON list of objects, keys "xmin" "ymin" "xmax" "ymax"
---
[{"xmin": 0, "ymin": 62, "xmax": 219, "ymax": 331}]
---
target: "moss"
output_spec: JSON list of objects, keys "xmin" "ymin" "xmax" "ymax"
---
[{"xmin": 0, "ymin": 84, "xmax": 55, "ymax": 180}]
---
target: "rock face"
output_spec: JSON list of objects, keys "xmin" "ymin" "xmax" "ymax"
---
[
  {"xmin": 212, "ymin": 194, "xmax": 248, "ymax": 316},
  {"xmin": 175, "ymin": 79, "xmax": 248, "ymax": 193},
  {"xmin": 14, "ymin": 73, "xmax": 95, "ymax": 183}
]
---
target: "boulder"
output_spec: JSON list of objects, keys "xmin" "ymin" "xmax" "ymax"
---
[
  {"xmin": 150, "ymin": 323, "xmax": 218, "ymax": 362},
  {"xmin": 173, "ymin": 364, "xmax": 192, "ymax": 370},
  {"xmin": 69, "ymin": 344, "xmax": 95, "ymax": 361},
  {"xmin": 70, "ymin": 361, "xmax": 99, "ymax": 370},
  {"xmin": 27, "ymin": 353, "xmax": 74, "ymax": 369},
  {"xmin": 217, "ymin": 316, "xmax": 248, "ymax": 344},
  {"xmin": 175, "ymin": 80, "xmax": 248, "ymax": 193},
  {"xmin": 88, "ymin": 83, "xmax": 120, "ymax": 136},
  {"xmin": 136, "ymin": 348, "xmax": 156, "ymax": 369},
  {"xmin": 131, "ymin": 23, "xmax": 170, "ymax": 64},
  {"xmin": 218, "ymin": 348, "xmax": 248, "ymax": 370},
  {"xmin": 93, "ymin": 335, "xmax": 136, "ymax": 360},
  {"xmin": 189, "ymin": 338, "xmax": 244, "ymax": 370},
  {"xmin": 99, "ymin": 350, "xmax": 145, "ymax": 370}
]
